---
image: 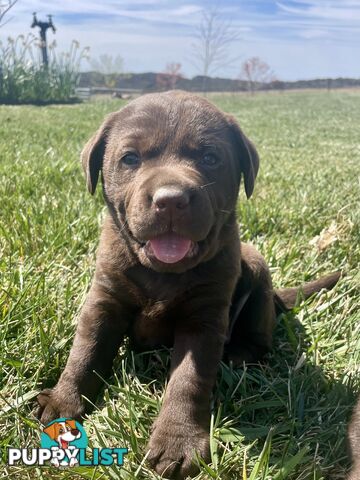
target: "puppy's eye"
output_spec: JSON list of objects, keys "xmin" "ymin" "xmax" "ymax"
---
[
  {"xmin": 122, "ymin": 153, "xmax": 140, "ymax": 168},
  {"xmin": 59, "ymin": 428, "xmax": 64, "ymax": 433},
  {"xmin": 201, "ymin": 153, "xmax": 220, "ymax": 168}
]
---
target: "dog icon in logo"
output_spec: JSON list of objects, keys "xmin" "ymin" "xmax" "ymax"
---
[{"xmin": 42, "ymin": 419, "xmax": 82, "ymax": 467}]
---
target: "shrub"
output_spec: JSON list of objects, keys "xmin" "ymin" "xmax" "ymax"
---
[{"xmin": 0, "ymin": 34, "xmax": 89, "ymax": 104}]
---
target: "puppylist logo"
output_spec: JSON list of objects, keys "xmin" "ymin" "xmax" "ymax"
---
[{"xmin": 7, "ymin": 418, "xmax": 128, "ymax": 467}]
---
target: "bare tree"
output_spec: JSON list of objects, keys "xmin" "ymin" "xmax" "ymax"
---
[
  {"xmin": 89, "ymin": 54, "xmax": 123, "ymax": 75},
  {"xmin": 191, "ymin": 8, "xmax": 240, "ymax": 92},
  {"xmin": 156, "ymin": 62, "xmax": 183, "ymax": 91},
  {"xmin": 240, "ymin": 57, "xmax": 275, "ymax": 94},
  {"xmin": 89, "ymin": 54, "xmax": 123, "ymax": 89},
  {"xmin": 0, "ymin": 0, "xmax": 18, "ymax": 27}
]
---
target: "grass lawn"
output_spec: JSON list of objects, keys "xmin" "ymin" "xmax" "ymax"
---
[{"xmin": 0, "ymin": 90, "xmax": 359, "ymax": 479}]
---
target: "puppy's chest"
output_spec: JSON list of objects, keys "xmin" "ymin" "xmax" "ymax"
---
[
  {"xmin": 128, "ymin": 269, "xmax": 187, "ymax": 302},
  {"xmin": 130, "ymin": 300, "xmax": 176, "ymax": 350},
  {"xmin": 125, "ymin": 267, "xmax": 193, "ymax": 349}
]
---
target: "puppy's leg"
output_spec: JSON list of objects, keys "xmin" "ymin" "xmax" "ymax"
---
[
  {"xmin": 37, "ymin": 283, "xmax": 131, "ymax": 424},
  {"xmin": 225, "ymin": 243, "xmax": 276, "ymax": 365},
  {"xmin": 147, "ymin": 300, "xmax": 229, "ymax": 479}
]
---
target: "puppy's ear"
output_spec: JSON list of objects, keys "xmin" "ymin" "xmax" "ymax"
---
[
  {"xmin": 66, "ymin": 419, "xmax": 77, "ymax": 430},
  {"xmin": 81, "ymin": 113, "xmax": 116, "ymax": 194},
  {"xmin": 227, "ymin": 115, "xmax": 259, "ymax": 198},
  {"xmin": 43, "ymin": 423, "xmax": 57, "ymax": 440}
]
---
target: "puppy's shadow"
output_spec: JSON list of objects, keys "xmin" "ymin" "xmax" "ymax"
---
[{"xmin": 213, "ymin": 310, "xmax": 355, "ymax": 478}]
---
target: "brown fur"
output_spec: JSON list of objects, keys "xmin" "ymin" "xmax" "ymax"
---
[{"xmin": 37, "ymin": 91, "xmax": 340, "ymax": 479}]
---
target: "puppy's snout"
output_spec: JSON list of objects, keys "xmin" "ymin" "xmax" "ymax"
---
[
  {"xmin": 71, "ymin": 428, "xmax": 80, "ymax": 436},
  {"xmin": 153, "ymin": 187, "xmax": 190, "ymax": 212}
]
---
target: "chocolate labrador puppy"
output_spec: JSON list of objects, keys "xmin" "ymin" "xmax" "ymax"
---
[{"xmin": 37, "ymin": 91, "xmax": 340, "ymax": 478}]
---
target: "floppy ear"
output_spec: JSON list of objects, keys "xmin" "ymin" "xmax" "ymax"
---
[
  {"xmin": 81, "ymin": 113, "xmax": 116, "ymax": 195},
  {"xmin": 227, "ymin": 115, "xmax": 259, "ymax": 198},
  {"xmin": 43, "ymin": 423, "xmax": 57, "ymax": 440},
  {"xmin": 66, "ymin": 419, "xmax": 77, "ymax": 430}
]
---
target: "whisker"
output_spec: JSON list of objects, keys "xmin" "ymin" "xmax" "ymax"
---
[{"xmin": 199, "ymin": 182, "xmax": 216, "ymax": 189}]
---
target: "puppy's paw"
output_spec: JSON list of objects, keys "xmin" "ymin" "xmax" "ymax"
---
[
  {"xmin": 225, "ymin": 343, "xmax": 269, "ymax": 366},
  {"xmin": 69, "ymin": 457, "xmax": 79, "ymax": 467},
  {"xmin": 37, "ymin": 389, "xmax": 58, "ymax": 424},
  {"xmin": 147, "ymin": 417, "xmax": 210, "ymax": 479},
  {"xmin": 50, "ymin": 457, "xmax": 60, "ymax": 468},
  {"xmin": 36, "ymin": 387, "xmax": 84, "ymax": 425}
]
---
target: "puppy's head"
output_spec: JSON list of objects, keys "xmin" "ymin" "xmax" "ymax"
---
[
  {"xmin": 81, "ymin": 91, "xmax": 259, "ymax": 273},
  {"xmin": 43, "ymin": 419, "xmax": 79, "ymax": 441}
]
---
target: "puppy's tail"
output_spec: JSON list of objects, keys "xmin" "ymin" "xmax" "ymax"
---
[{"xmin": 274, "ymin": 271, "xmax": 341, "ymax": 314}]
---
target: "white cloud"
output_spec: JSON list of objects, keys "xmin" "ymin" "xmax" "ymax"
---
[
  {"xmin": 171, "ymin": 5, "xmax": 203, "ymax": 16},
  {"xmin": 11, "ymin": 1, "xmax": 202, "ymax": 23},
  {"xmin": 13, "ymin": 0, "xmax": 164, "ymax": 16},
  {"xmin": 298, "ymin": 28, "xmax": 330, "ymax": 39},
  {"xmin": 287, "ymin": 0, "xmax": 360, "ymax": 7},
  {"xmin": 277, "ymin": 1, "xmax": 360, "ymax": 21}
]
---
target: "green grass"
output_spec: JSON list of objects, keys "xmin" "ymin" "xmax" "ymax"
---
[{"xmin": 0, "ymin": 91, "xmax": 359, "ymax": 479}]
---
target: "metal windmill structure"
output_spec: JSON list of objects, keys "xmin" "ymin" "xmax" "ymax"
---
[{"xmin": 31, "ymin": 13, "xmax": 56, "ymax": 67}]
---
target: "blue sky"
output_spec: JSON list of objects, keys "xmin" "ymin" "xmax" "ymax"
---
[{"xmin": 2, "ymin": 0, "xmax": 360, "ymax": 80}]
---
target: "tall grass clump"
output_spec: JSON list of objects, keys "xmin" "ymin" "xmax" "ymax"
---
[{"xmin": 0, "ymin": 34, "xmax": 89, "ymax": 104}]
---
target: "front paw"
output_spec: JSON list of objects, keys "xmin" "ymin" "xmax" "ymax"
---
[
  {"xmin": 69, "ymin": 457, "xmax": 79, "ymax": 467},
  {"xmin": 36, "ymin": 386, "xmax": 84, "ymax": 425},
  {"xmin": 147, "ymin": 417, "xmax": 210, "ymax": 479},
  {"xmin": 50, "ymin": 457, "xmax": 60, "ymax": 468}
]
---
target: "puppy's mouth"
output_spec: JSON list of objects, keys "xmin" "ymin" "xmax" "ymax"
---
[
  {"xmin": 144, "ymin": 232, "xmax": 198, "ymax": 264},
  {"xmin": 60, "ymin": 439, "xmax": 69, "ymax": 449}
]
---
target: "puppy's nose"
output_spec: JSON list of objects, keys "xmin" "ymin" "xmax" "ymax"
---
[{"xmin": 153, "ymin": 187, "xmax": 190, "ymax": 212}]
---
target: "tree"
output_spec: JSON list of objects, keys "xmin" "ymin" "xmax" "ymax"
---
[
  {"xmin": 89, "ymin": 54, "xmax": 123, "ymax": 89},
  {"xmin": 89, "ymin": 54, "xmax": 123, "ymax": 75},
  {"xmin": 191, "ymin": 8, "xmax": 240, "ymax": 92},
  {"xmin": 0, "ymin": 0, "xmax": 18, "ymax": 27},
  {"xmin": 156, "ymin": 62, "xmax": 183, "ymax": 91},
  {"xmin": 240, "ymin": 57, "xmax": 275, "ymax": 94}
]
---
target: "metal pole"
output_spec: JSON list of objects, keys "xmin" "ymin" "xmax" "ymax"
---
[{"xmin": 31, "ymin": 13, "xmax": 56, "ymax": 67}]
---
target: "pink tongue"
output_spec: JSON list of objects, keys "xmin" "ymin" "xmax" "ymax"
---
[{"xmin": 149, "ymin": 233, "xmax": 192, "ymax": 264}]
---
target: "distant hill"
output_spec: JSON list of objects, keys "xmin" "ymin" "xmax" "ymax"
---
[{"xmin": 78, "ymin": 71, "xmax": 360, "ymax": 93}]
